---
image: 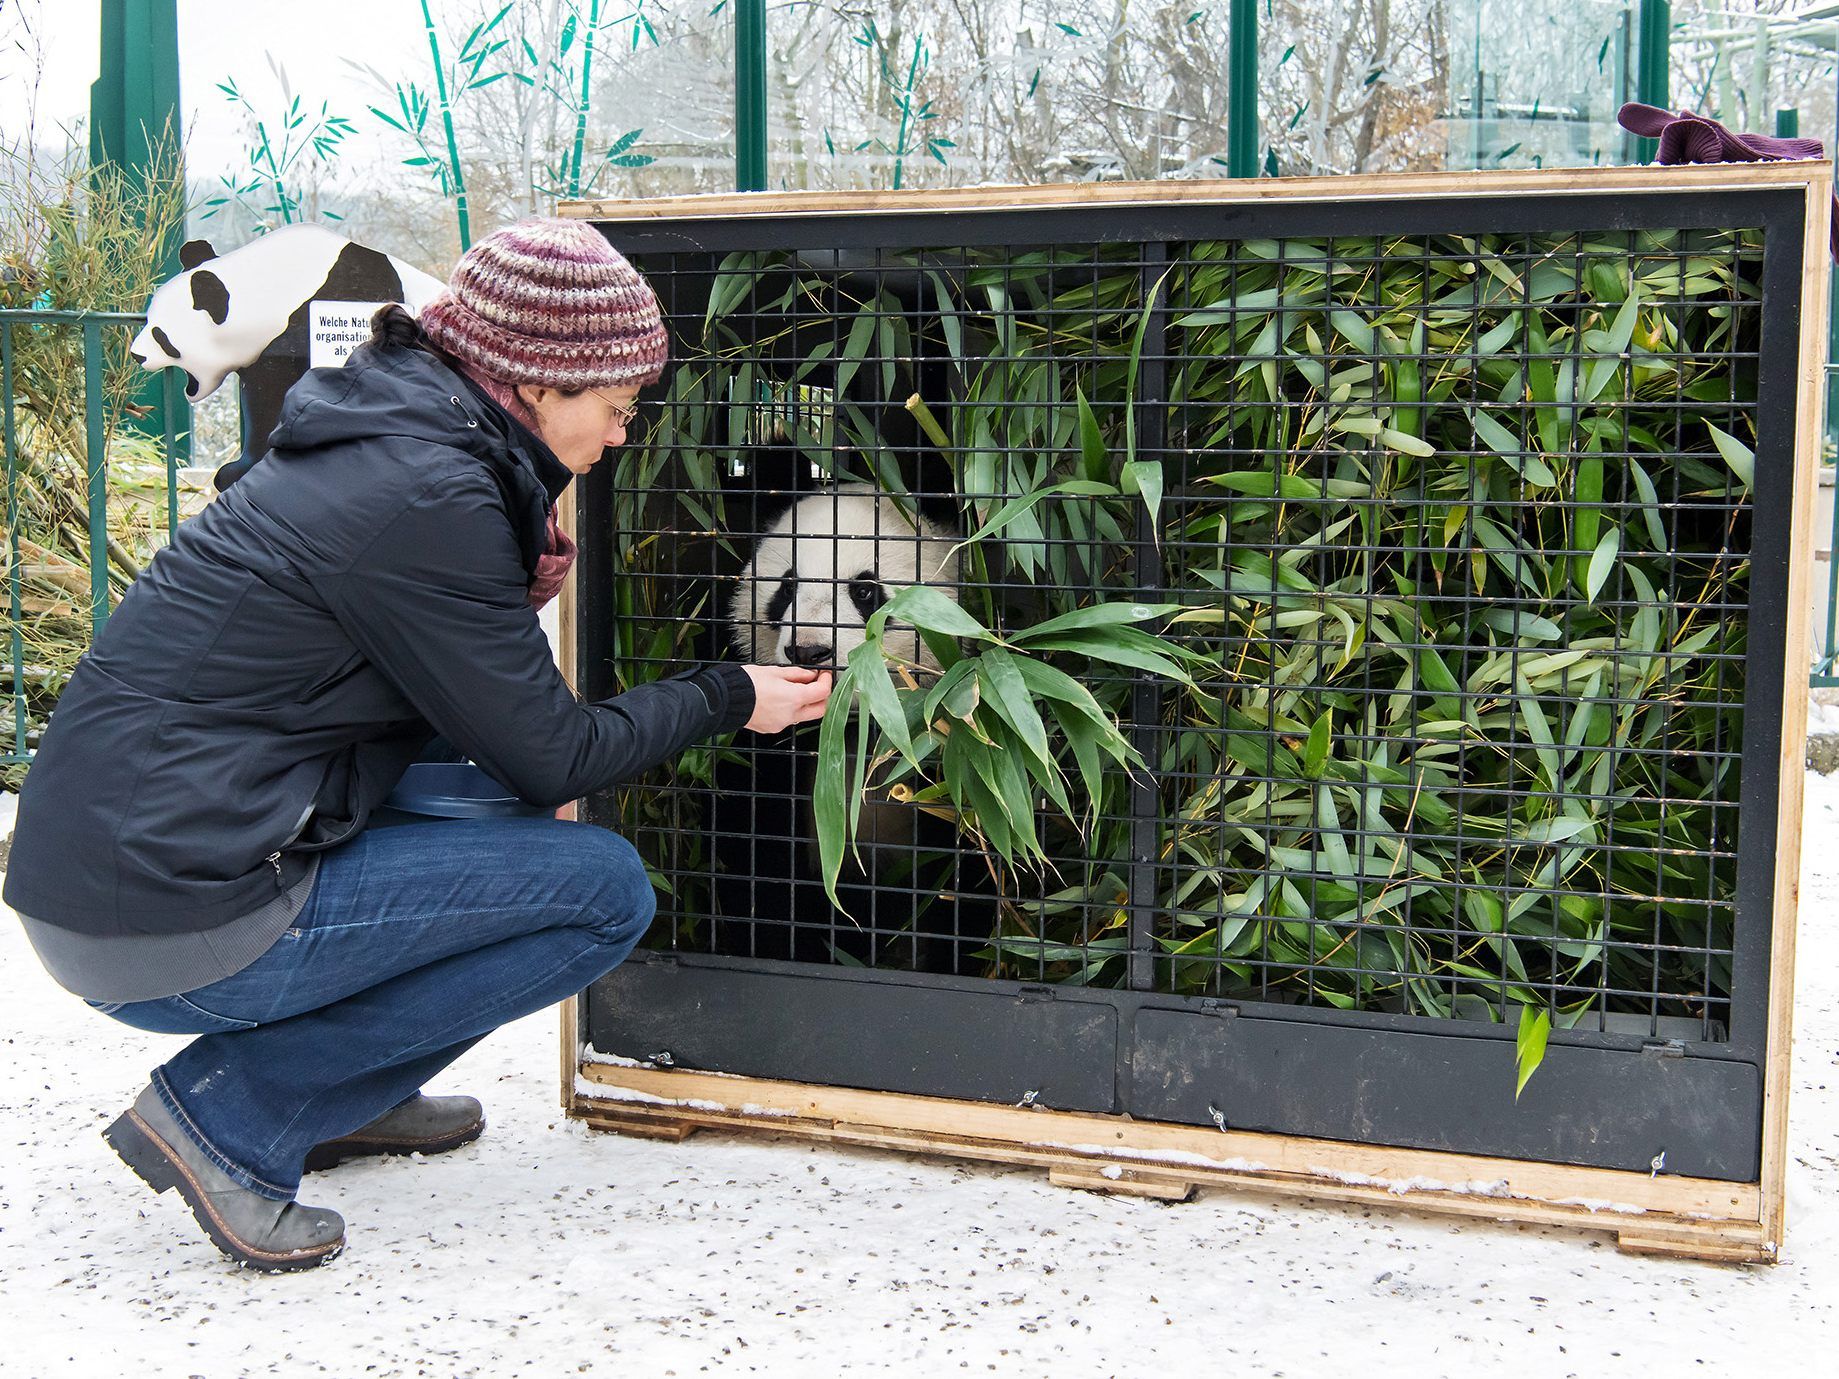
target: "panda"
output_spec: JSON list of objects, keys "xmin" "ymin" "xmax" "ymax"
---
[
  {"xmin": 709, "ymin": 485, "xmax": 997, "ymax": 977},
  {"xmin": 129, "ymin": 223, "xmax": 445, "ymax": 485}
]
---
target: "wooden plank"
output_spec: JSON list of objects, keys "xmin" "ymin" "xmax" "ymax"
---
[
  {"xmin": 558, "ymin": 996, "xmax": 579, "ymax": 1115},
  {"xmin": 1758, "ymin": 166, "xmax": 1834, "ymax": 1254},
  {"xmin": 556, "ymin": 485, "xmax": 580, "ymax": 697},
  {"xmin": 1617, "ymin": 1224, "xmax": 1771, "ymax": 1265},
  {"xmin": 555, "ymin": 482, "xmax": 583, "ymax": 1114},
  {"xmin": 571, "ymin": 1072, "xmax": 1767, "ymax": 1260},
  {"xmin": 559, "ymin": 162, "xmax": 1829, "ymax": 224},
  {"xmin": 574, "ymin": 1062, "xmax": 1759, "ymax": 1225},
  {"xmin": 1048, "ymin": 1165, "xmax": 1197, "ymax": 1202},
  {"xmin": 576, "ymin": 1106, "xmax": 701, "ymax": 1142}
]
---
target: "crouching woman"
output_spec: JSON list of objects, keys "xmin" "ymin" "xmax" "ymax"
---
[{"xmin": 2, "ymin": 219, "xmax": 830, "ymax": 1271}]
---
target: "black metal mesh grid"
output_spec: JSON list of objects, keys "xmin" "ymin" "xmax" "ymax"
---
[{"xmin": 580, "ymin": 202, "xmax": 1782, "ymax": 1051}]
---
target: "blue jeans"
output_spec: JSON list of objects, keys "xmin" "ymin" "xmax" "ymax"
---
[{"xmin": 91, "ymin": 818, "xmax": 655, "ymax": 1201}]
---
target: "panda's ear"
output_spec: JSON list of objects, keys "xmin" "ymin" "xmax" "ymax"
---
[
  {"xmin": 190, "ymin": 270, "xmax": 230, "ymax": 325},
  {"xmin": 178, "ymin": 239, "xmax": 217, "ymax": 270}
]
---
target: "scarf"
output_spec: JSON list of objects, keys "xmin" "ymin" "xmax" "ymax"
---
[{"xmin": 453, "ymin": 362, "xmax": 579, "ymax": 611}]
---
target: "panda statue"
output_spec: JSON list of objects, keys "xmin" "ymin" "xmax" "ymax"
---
[
  {"xmin": 129, "ymin": 223, "xmax": 445, "ymax": 488},
  {"xmin": 709, "ymin": 483, "xmax": 999, "ymax": 977}
]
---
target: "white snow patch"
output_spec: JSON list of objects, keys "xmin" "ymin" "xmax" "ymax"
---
[
  {"xmin": 1807, "ymin": 696, "xmax": 1839, "ymax": 737},
  {"xmin": 1318, "ymin": 1168, "xmax": 1516, "ymax": 1200},
  {"xmin": 3, "ymin": 774, "xmax": 1838, "ymax": 1374},
  {"xmin": 1551, "ymin": 1197, "xmax": 1653, "ymax": 1216},
  {"xmin": 572, "ymin": 1075, "xmax": 795, "ymax": 1118},
  {"xmin": 1027, "ymin": 1139, "xmax": 1274, "ymax": 1175}
]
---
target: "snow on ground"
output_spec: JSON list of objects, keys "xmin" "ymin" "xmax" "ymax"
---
[{"xmin": 1, "ymin": 782, "xmax": 1835, "ymax": 1379}]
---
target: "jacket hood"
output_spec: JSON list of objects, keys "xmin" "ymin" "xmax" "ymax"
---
[{"xmin": 267, "ymin": 339, "xmax": 573, "ymax": 506}]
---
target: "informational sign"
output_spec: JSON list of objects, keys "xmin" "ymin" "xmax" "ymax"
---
[{"xmin": 308, "ymin": 300, "xmax": 393, "ymax": 368}]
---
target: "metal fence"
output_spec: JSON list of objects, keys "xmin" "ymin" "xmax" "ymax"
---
[{"xmin": 2, "ymin": 308, "xmax": 187, "ymax": 768}]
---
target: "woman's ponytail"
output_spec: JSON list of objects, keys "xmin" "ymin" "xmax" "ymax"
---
[{"xmin": 369, "ymin": 302, "xmax": 425, "ymax": 350}]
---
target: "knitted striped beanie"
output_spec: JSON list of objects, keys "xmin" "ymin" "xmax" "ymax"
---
[{"xmin": 417, "ymin": 218, "xmax": 669, "ymax": 391}]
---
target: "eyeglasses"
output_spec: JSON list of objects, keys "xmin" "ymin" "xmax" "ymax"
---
[{"xmin": 589, "ymin": 388, "xmax": 641, "ymax": 427}]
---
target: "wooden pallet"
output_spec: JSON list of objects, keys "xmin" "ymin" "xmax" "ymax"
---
[{"xmin": 563, "ymin": 1050, "xmax": 1772, "ymax": 1264}]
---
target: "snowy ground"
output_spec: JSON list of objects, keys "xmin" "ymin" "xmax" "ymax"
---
[{"xmin": 1, "ymin": 783, "xmax": 1835, "ymax": 1379}]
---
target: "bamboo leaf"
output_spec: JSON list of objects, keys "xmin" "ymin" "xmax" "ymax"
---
[
  {"xmin": 1304, "ymin": 710, "xmax": 1331, "ymax": 779},
  {"xmin": 848, "ymin": 639, "xmax": 914, "ymax": 766},
  {"xmin": 814, "ymin": 666, "xmax": 859, "ymax": 908},
  {"xmin": 1706, "ymin": 421, "xmax": 1754, "ymax": 486},
  {"xmin": 978, "ymin": 648, "xmax": 1053, "ymax": 768},
  {"xmin": 1012, "ymin": 601, "xmax": 1184, "ymax": 644},
  {"xmin": 1075, "ymin": 384, "xmax": 1108, "ymax": 481},
  {"xmin": 1585, "ymin": 527, "xmax": 1620, "ymax": 604},
  {"xmin": 1515, "ymin": 1006, "xmax": 1551, "ymax": 1099},
  {"xmin": 875, "ymin": 584, "xmax": 994, "ymax": 641}
]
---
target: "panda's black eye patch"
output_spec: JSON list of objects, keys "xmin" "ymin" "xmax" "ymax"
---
[
  {"xmin": 764, "ymin": 571, "xmax": 797, "ymax": 625},
  {"xmin": 848, "ymin": 573, "xmax": 887, "ymax": 618},
  {"xmin": 150, "ymin": 326, "xmax": 177, "ymax": 358},
  {"xmin": 190, "ymin": 269, "xmax": 230, "ymax": 325}
]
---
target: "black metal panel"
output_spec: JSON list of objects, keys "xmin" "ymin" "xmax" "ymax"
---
[
  {"xmin": 1130, "ymin": 1007, "xmax": 1761, "ymax": 1181},
  {"xmin": 1723, "ymin": 196, "xmax": 1806, "ymax": 1060},
  {"xmin": 588, "ymin": 954, "xmax": 1121, "ymax": 1113}
]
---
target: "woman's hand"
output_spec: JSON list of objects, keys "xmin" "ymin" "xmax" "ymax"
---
[{"xmin": 742, "ymin": 665, "xmax": 834, "ymax": 733}]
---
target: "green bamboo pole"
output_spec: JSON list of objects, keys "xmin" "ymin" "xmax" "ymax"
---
[
  {"xmin": 421, "ymin": 0, "xmax": 471, "ymax": 249},
  {"xmin": 736, "ymin": 0, "xmax": 768, "ymax": 191},
  {"xmin": 568, "ymin": 0, "xmax": 604, "ymax": 197},
  {"xmin": 890, "ymin": 38, "xmax": 925, "ymax": 191},
  {"xmin": 1227, "ymin": 0, "xmax": 1258, "ymax": 178}
]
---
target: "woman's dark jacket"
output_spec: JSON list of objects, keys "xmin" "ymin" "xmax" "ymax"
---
[{"xmin": 2, "ymin": 337, "xmax": 753, "ymax": 940}]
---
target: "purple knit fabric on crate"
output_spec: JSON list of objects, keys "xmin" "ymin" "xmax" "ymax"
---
[{"xmin": 1616, "ymin": 102, "xmax": 1836, "ymax": 259}]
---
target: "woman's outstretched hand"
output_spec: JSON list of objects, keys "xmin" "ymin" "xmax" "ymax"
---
[{"xmin": 742, "ymin": 665, "xmax": 834, "ymax": 733}]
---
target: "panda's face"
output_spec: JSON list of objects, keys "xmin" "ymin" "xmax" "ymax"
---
[
  {"xmin": 130, "ymin": 266, "xmax": 242, "ymax": 400},
  {"xmin": 128, "ymin": 239, "xmax": 259, "ymax": 401},
  {"xmin": 730, "ymin": 488, "xmax": 959, "ymax": 674}
]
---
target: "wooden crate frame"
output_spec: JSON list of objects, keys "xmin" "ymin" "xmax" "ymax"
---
[{"xmin": 553, "ymin": 165, "xmax": 1831, "ymax": 1263}]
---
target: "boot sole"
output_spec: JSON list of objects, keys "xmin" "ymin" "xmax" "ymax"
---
[
  {"xmin": 303, "ymin": 1118, "xmax": 485, "ymax": 1173},
  {"xmin": 104, "ymin": 1108, "xmax": 345, "ymax": 1273}
]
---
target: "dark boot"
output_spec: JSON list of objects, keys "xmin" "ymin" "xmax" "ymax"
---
[
  {"xmin": 104, "ymin": 1084, "xmax": 345, "ymax": 1272},
  {"xmin": 304, "ymin": 1094, "xmax": 485, "ymax": 1172}
]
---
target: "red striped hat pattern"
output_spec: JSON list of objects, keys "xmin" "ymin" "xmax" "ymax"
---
[{"xmin": 418, "ymin": 218, "xmax": 669, "ymax": 390}]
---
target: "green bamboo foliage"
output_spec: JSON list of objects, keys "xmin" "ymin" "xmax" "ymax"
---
[
  {"xmin": 2, "ymin": 141, "xmax": 191, "ymax": 786},
  {"xmin": 609, "ymin": 225, "xmax": 1761, "ymax": 1065},
  {"xmin": 204, "ymin": 68, "xmax": 355, "ymax": 229}
]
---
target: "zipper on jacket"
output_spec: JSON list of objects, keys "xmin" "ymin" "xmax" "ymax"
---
[{"xmin": 267, "ymin": 851, "xmax": 283, "ymax": 886}]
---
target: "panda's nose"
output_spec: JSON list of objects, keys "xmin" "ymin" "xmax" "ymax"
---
[{"xmin": 786, "ymin": 640, "xmax": 833, "ymax": 669}]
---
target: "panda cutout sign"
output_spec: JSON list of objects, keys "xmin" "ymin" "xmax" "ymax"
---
[{"xmin": 130, "ymin": 223, "xmax": 444, "ymax": 488}]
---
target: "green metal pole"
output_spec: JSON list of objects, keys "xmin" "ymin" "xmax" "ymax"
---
[
  {"xmin": 90, "ymin": 0, "xmax": 187, "ymax": 457},
  {"xmin": 1635, "ymin": 0, "xmax": 1670, "ymax": 165},
  {"xmin": 1776, "ymin": 109, "xmax": 1800, "ymax": 138},
  {"xmin": 1227, "ymin": 0, "xmax": 1258, "ymax": 178},
  {"xmin": 736, "ymin": 0, "xmax": 768, "ymax": 191}
]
